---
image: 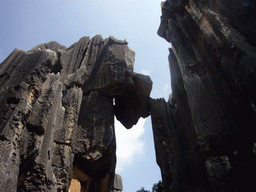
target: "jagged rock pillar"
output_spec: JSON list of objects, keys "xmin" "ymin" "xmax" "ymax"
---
[
  {"xmin": 72, "ymin": 91, "xmax": 116, "ymax": 192},
  {"xmin": 150, "ymin": 49, "xmax": 210, "ymax": 191},
  {"xmin": 0, "ymin": 35, "xmax": 152, "ymax": 191},
  {"xmin": 157, "ymin": 0, "xmax": 256, "ymax": 191}
]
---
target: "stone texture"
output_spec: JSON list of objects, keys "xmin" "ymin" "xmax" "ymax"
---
[
  {"xmin": 155, "ymin": 0, "xmax": 256, "ymax": 191},
  {"xmin": 112, "ymin": 174, "xmax": 123, "ymax": 192},
  {"xmin": 72, "ymin": 91, "xmax": 116, "ymax": 192},
  {"xmin": 114, "ymin": 73, "xmax": 152, "ymax": 128},
  {"xmin": 150, "ymin": 97, "xmax": 210, "ymax": 192},
  {"xmin": 0, "ymin": 35, "xmax": 152, "ymax": 191},
  {"xmin": 2, "ymin": 1, "xmax": 255, "ymax": 191}
]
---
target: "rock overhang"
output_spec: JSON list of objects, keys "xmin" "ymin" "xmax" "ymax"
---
[{"xmin": 62, "ymin": 36, "xmax": 153, "ymax": 129}]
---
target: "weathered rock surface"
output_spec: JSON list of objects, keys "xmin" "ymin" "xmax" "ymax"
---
[
  {"xmin": 0, "ymin": 35, "xmax": 152, "ymax": 191},
  {"xmin": 2, "ymin": 1, "xmax": 255, "ymax": 191},
  {"xmin": 154, "ymin": 0, "xmax": 256, "ymax": 191},
  {"xmin": 112, "ymin": 174, "xmax": 123, "ymax": 192}
]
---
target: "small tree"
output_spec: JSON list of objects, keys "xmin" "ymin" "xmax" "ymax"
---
[
  {"xmin": 152, "ymin": 181, "xmax": 164, "ymax": 192},
  {"xmin": 136, "ymin": 187, "xmax": 150, "ymax": 192}
]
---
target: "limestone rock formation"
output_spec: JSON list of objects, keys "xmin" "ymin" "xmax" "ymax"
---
[
  {"xmin": 112, "ymin": 174, "xmax": 123, "ymax": 192},
  {"xmin": 0, "ymin": 35, "xmax": 152, "ymax": 191},
  {"xmin": 2, "ymin": 1, "xmax": 256, "ymax": 191},
  {"xmin": 154, "ymin": 0, "xmax": 256, "ymax": 191}
]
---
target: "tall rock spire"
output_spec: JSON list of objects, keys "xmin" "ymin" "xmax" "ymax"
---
[{"xmin": 155, "ymin": 0, "xmax": 256, "ymax": 191}]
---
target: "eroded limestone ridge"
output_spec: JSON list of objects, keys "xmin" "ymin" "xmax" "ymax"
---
[
  {"xmin": 0, "ymin": 35, "xmax": 152, "ymax": 192},
  {"xmin": 154, "ymin": 0, "xmax": 256, "ymax": 191}
]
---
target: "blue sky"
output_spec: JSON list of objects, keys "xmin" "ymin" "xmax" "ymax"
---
[{"xmin": 0, "ymin": 1, "xmax": 171, "ymax": 191}]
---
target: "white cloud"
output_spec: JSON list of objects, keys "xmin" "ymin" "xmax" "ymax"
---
[
  {"xmin": 115, "ymin": 117, "xmax": 146, "ymax": 172},
  {"xmin": 140, "ymin": 69, "xmax": 151, "ymax": 75},
  {"xmin": 163, "ymin": 83, "xmax": 169, "ymax": 92}
]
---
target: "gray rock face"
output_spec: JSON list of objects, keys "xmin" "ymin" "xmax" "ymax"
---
[
  {"xmin": 155, "ymin": 0, "xmax": 256, "ymax": 191},
  {"xmin": 0, "ymin": 35, "xmax": 152, "ymax": 191},
  {"xmin": 112, "ymin": 174, "xmax": 123, "ymax": 192},
  {"xmin": 2, "ymin": 1, "xmax": 255, "ymax": 191}
]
